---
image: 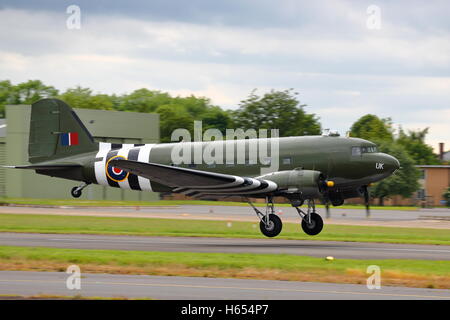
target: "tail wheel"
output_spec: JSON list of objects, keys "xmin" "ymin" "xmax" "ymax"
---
[
  {"xmin": 71, "ymin": 187, "xmax": 82, "ymax": 198},
  {"xmin": 259, "ymin": 214, "xmax": 282, "ymax": 238},
  {"xmin": 301, "ymin": 212, "xmax": 323, "ymax": 236}
]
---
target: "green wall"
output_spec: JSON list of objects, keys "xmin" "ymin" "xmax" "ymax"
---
[{"xmin": 3, "ymin": 105, "xmax": 160, "ymax": 201}]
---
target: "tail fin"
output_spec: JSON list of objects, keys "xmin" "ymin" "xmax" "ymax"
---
[{"xmin": 28, "ymin": 99, "xmax": 97, "ymax": 163}]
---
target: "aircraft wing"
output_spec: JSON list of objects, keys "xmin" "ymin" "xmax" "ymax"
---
[{"xmin": 109, "ymin": 159, "xmax": 278, "ymax": 198}]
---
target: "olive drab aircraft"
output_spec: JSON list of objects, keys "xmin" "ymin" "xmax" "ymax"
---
[{"xmin": 5, "ymin": 99, "xmax": 400, "ymax": 237}]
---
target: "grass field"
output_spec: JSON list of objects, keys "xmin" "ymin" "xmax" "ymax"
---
[
  {"xmin": 0, "ymin": 213, "xmax": 449, "ymax": 245},
  {"xmin": 0, "ymin": 245, "xmax": 449, "ymax": 289},
  {"xmin": 0, "ymin": 198, "xmax": 419, "ymax": 211}
]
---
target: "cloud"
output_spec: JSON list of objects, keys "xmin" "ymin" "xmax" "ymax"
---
[{"xmin": 0, "ymin": 2, "xmax": 449, "ymax": 149}]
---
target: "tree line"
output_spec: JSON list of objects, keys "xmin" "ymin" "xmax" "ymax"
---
[
  {"xmin": 0, "ymin": 79, "xmax": 444, "ymax": 204},
  {"xmin": 0, "ymin": 80, "xmax": 321, "ymax": 143}
]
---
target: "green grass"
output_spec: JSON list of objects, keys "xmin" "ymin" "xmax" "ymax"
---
[
  {"xmin": 0, "ymin": 197, "xmax": 418, "ymax": 211},
  {"xmin": 0, "ymin": 213, "xmax": 448, "ymax": 245},
  {"xmin": 0, "ymin": 246, "xmax": 449, "ymax": 289},
  {"xmin": 0, "ymin": 245, "xmax": 448, "ymax": 276}
]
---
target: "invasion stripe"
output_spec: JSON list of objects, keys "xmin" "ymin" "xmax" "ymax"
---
[
  {"xmin": 105, "ymin": 150, "xmax": 120, "ymax": 188},
  {"xmin": 127, "ymin": 148, "xmax": 142, "ymax": 191},
  {"xmin": 137, "ymin": 144, "xmax": 155, "ymax": 191},
  {"xmin": 94, "ymin": 143, "xmax": 112, "ymax": 186}
]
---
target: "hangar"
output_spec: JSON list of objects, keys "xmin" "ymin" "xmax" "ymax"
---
[{"xmin": 0, "ymin": 104, "xmax": 160, "ymax": 201}]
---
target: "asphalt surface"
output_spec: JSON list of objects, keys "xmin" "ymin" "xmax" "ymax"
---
[
  {"xmin": 1, "ymin": 232, "xmax": 449, "ymax": 260},
  {"xmin": 2, "ymin": 205, "xmax": 450, "ymax": 229},
  {"xmin": 1, "ymin": 271, "xmax": 449, "ymax": 300}
]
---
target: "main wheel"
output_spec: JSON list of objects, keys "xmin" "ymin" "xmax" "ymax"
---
[
  {"xmin": 259, "ymin": 214, "xmax": 282, "ymax": 238},
  {"xmin": 301, "ymin": 212, "xmax": 323, "ymax": 236},
  {"xmin": 71, "ymin": 187, "xmax": 82, "ymax": 198}
]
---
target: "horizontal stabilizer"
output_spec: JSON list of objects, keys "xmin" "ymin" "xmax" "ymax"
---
[{"xmin": 3, "ymin": 164, "xmax": 82, "ymax": 170}]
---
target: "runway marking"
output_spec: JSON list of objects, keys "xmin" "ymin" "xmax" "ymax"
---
[{"xmin": 0, "ymin": 278, "xmax": 449, "ymax": 299}]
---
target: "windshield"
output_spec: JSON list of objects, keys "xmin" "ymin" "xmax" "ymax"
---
[{"xmin": 352, "ymin": 146, "xmax": 378, "ymax": 156}]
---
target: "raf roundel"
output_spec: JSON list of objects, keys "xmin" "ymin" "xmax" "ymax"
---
[{"xmin": 106, "ymin": 155, "xmax": 129, "ymax": 182}]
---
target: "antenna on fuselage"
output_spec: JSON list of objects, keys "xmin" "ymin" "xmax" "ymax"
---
[{"xmin": 322, "ymin": 129, "xmax": 340, "ymax": 137}]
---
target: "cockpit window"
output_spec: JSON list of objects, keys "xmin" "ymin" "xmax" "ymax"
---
[
  {"xmin": 352, "ymin": 147, "xmax": 362, "ymax": 156},
  {"xmin": 361, "ymin": 146, "xmax": 378, "ymax": 153},
  {"xmin": 352, "ymin": 146, "xmax": 378, "ymax": 156}
]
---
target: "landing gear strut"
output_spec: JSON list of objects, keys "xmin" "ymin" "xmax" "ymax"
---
[
  {"xmin": 247, "ymin": 196, "xmax": 282, "ymax": 238},
  {"xmin": 291, "ymin": 199, "xmax": 323, "ymax": 236},
  {"xmin": 71, "ymin": 182, "xmax": 90, "ymax": 198}
]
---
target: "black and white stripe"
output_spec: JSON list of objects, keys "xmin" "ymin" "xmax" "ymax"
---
[
  {"xmin": 94, "ymin": 142, "xmax": 155, "ymax": 191},
  {"xmin": 180, "ymin": 177, "xmax": 278, "ymax": 198}
]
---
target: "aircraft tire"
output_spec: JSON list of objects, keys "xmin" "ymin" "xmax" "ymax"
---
[
  {"xmin": 259, "ymin": 214, "xmax": 282, "ymax": 238},
  {"xmin": 301, "ymin": 213, "xmax": 323, "ymax": 236},
  {"xmin": 71, "ymin": 187, "xmax": 82, "ymax": 198}
]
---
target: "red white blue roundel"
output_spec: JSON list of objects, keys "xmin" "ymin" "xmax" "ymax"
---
[{"xmin": 106, "ymin": 155, "xmax": 129, "ymax": 182}]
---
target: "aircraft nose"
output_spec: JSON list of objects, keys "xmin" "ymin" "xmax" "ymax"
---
[{"xmin": 381, "ymin": 153, "xmax": 400, "ymax": 172}]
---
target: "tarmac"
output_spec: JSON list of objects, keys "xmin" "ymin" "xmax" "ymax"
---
[
  {"xmin": 0, "ymin": 232, "xmax": 449, "ymax": 260},
  {"xmin": 1, "ymin": 204, "xmax": 449, "ymax": 299},
  {"xmin": 1, "ymin": 204, "xmax": 450, "ymax": 229},
  {"xmin": 0, "ymin": 271, "xmax": 449, "ymax": 300}
]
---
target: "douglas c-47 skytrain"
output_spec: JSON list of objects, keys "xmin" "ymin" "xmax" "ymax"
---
[{"xmin": 5, "ymin": 99, "xmax": 400, "ymax": 238}]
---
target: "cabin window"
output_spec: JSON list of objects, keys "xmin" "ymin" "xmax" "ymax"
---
[
  {"xmin": 282, "ymin": 157, "xmax": 292, "ymax": 165},
  {"xmin": 351, "ymin": 147, "xmax": 362, "ymax": 156},
  {"xmin": 261, "ymin": 157, "xmax": 272, "ymax": 165}
]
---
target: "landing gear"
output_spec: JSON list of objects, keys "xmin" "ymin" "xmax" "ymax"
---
[
  {"xmin": 71, "ymin": 182, "xmax": 90, "ymax": 198},
  {"xmin": 247, "ymin": 196, "xmax": 283, "ymax": 238},
  {"xmin": 259, "ymin": 214, "xmax": 282, "ymax": 238},
  {"xmin": 292, "ymin": 199, "xmax": 324, "ymax": 236},
  {"xmin": 301, "ymin": 212, "xmax": 323, "ymax": 235}
]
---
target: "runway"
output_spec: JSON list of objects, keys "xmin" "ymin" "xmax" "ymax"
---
[
  {"xmin": 1, "ymin": 232, "xmax": 449, "ymax": 260},
  {"xmin": 2, "ymin": 204, "xmax": 450, "ymax": 229},
  {"xmin": 0, "ymin": 271, "xmax": 449, "ymax": 300}
]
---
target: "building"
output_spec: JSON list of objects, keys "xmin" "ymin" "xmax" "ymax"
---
[
  {"xmin": 0, "ymin": 119, "xmax": 6, "ymax": 198},
  {"xmin": 439, "ymin": 143, "xmax": 450, "ymax": 162},
  {"xmin": 1, "ymin": 104, "xmax": 160, "ymax": 201},
  {"xmin": 417, "ymin": 165, "xmax": 450, "ymax": 207}
]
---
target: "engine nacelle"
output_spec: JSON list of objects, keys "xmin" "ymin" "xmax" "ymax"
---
[{"xmin": 257, "ymin": 169, "xmax": 324, "ymax": 198}]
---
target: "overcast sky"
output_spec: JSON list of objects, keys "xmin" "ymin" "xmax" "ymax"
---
[{"xmin": 1, "ymin": 1, "xmax": 449, "ymax": 151}]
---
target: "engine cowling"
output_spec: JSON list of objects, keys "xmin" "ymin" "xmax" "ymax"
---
[{"xmin": 257, "ymin": 169, "xmax": 324, "ymax": 198}]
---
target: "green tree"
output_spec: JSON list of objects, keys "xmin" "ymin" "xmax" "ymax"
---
[
  {"xmin": 117, "ymin": 89, "xmax": 172, "ymax": 113},
  {"xmin": 58, "ymin": 86, "xmax": 115, "ymax": 110},
  {"xmin": 201, "ymin": 106, "xmax": 232, "ymax": 135},
  {"xmin": 231, "ymin": 89, "xmax": 321, "ymax": 136},
  {"xmin": 156, "ymin": 104, "xmax": 195, "ymax": 143},
  {"xmin": 0, "ymin": 80, "xmax": 58, "ymax": 117},
  {"xmin": 370, "ymin": 142, "xmax": 420, "ymax": 205},
  {"xmin": 9, "ymin": 80, "xmax": 58, "ymax": 105},
  {"xmin": 0, "ymin": 80, "xmax": 13, "ymax": 117},
  {"xmin": 350, "ymin": 114, "xmax": 393, "ymax": 142},
  {"xmin": 173, "ymin": 95, "xmax": 211, "ymax": 118},
  {"xmin": 397, "ymin": 127, "xmax": 440, "ymax": 165}
]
